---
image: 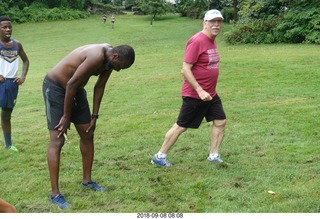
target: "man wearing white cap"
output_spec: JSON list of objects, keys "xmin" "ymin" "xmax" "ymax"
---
[{"xmin": 151, "ymin": 9, "xmax": 226, "ymax": 166}]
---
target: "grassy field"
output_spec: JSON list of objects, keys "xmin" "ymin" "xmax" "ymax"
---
[{"xmin": 1, "ymin": 13, "xmax": 320, "ymax": 213}]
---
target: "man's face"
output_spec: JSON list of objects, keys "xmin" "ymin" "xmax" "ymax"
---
[
  {"xmin": 107, "ymin": 51, "xmax": 134, "ymax": 72},
  {"xmin": 0, "ymin": 21, "xmax": 13, "ymax": 39},
  {"xmin": 204, "ymin": 18, "xmax": 222, "ymax": 38},
  {"xmin": 105, "ymin": 59, "xmax": 129, "ymax": 72}
]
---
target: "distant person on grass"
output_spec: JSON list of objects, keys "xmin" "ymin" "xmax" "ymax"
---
[
  {"xmin": 111, "ymin": 15, "xmax": 115, "ymax": 28},
  {"xmin": 42, "ymin": 43, "xmax": 135, "ymax": 209},
  {"xmin": 0, "ymin": 16, "xmax": 30, "ymax": 152},
  {"xmin": 102, "ymin": 14, "xmax": 107, "ymax": 24},
  {"xmin": 151, "ymin": 9, "xmax": 227, "ymax": 166},
  {"xmin": 0, "ymin": 198, "xmax": 16, "ymax": 213}
]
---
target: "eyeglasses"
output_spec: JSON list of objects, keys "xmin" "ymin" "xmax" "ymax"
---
[{"xmin": 205, "ymin": 19, "xmax": 222, "ymax": 24}]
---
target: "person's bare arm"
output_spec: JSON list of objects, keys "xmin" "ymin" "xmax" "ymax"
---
[
  {"xmin": 55, "ymin": 54, "xmax": 104, "ymax": 138},
  {"xmin": 86, "ymin": 71, "xmax": 112, "ymax": 133},
  {"xmin": 0, "ymin": 198, "xmax": 16, "ymax": 213},
  {"xmin": 182, "ymin": 61, "xmax": 212, "ymax": 101},
  {"xmin": 0, "ymin": 74, "xmax": 4, "ymax": 83},
  {"xmin": 14, "ymin": 40, "xmax": 29, "ymax": 85}
]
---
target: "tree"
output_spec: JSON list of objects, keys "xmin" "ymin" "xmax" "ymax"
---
[
  {"xmin": 136, "ymin": 0, "xmax": 174, "ymax": 26},
  {"xmin": 274, "ymin": 0, "xmax": 320, "ymax": 44},
  {"xmin": 233, "ymin": 0, "xmax": 239, "ymax": 20},
  {"xmin": 175, "ymin": 0, "xmax": 197, "ymax": 18},
  {"xmin": 175, "ymin": 0, "xmax": 238, "ymax": 21},
  {"xmin": 223, "ymin": 0, "xmax": 320, "ymax": 44}
]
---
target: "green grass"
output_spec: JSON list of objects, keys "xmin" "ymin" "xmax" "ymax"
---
[{"xmin": 1, "ymin": 14, "xmax": 320, "ymax": 213}]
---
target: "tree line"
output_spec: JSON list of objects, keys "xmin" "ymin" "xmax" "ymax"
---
[
  {"xmin": 175, "ymin": 0, "xmax": 319, "ymax": 44},
  {"xmin": 222, "ymin": 0, "xmax": 320, "ymax": 44},
  {"xmin": 1, "ymin": 0, "xmax": 319, "ymax": 44}
]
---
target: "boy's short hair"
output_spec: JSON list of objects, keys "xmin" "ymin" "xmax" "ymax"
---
[{"xmin": 0, "ymin": 16, "xmax": 12, "ymax": 23}]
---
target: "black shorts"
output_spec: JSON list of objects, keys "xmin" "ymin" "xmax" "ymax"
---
[
  {"xmin": 176, "ymin": 95, "xmax": 226, "ymax": 129},
  {"xmin": 42, "ymin": 76, "xmax": 91, "ymax": 130}
]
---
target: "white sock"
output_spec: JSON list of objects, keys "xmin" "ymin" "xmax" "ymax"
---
[
  {"xmin": 209, "ymin": 153, "xmax": 219, "ymax": 158},
  {"xmin": 156, "ymin": 151, "xmax": 167, "ymax": 159}
]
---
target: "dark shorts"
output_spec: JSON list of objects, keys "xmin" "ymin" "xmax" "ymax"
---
[
  {"xmin": 176, "ymin": 95, "xmax": 226, "ymax": 129},
  {"xmin": 0, "ymin": 78, "xmax": 19, "ymax": 110},
  {"xmin": 42, "ymin": 76, "xmax": 91, "ymax": 130}
]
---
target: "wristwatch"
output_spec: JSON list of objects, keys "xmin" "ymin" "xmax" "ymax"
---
[{"xmin": 91, "ymin": 114, "xmax": 99, "ymax": 119}]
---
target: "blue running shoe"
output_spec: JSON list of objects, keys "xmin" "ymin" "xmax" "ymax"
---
[
  {"xmin": 81, "ymin": 180, "xmax": 106, "ymax": 191},
  {"xmin": 49, "ymin": 193, "xmax": 71, "ymax": 209},
  {"xmin": 151, "ymin": 155, "xmax": 172, "ymax": 167},
  {"xmin": 207, "ymin": 155, "xmax": 224, "ymax": 163}
]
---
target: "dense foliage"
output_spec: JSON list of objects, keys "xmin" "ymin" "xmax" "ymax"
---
[
  {"xmin": 173, "ymin": 0, "xmax": 320, "ymax": 44},
  {"xmin": 0, "ymin": 0, "xmax": 91, "ymax": 23},
  {"xmin": 274, "ymin": 5, "xmax": 320, "ymax": 44},
  {"xmin": 0, "ymin": 0, "xmax": 137, "ymax": 23},
  {"xmin": 224, "ymin": 0, "xmax": 320, "ymax": 44}
]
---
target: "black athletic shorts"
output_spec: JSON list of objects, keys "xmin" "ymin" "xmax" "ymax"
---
[
  {"xmin": 176, "ymin": 94, "xmax": 226, "ymax": 129},
  {"xmin": 42, "ymin": 76, "xmax": 91, "ymax": 130}
]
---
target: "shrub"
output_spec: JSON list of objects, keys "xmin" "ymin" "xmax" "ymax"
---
[
  {"xmin": 274, "ymin": 7, "xmax": 320, "ymax": 44},
  {"xmin": 224, "ymin": 18, "xmax": 279, "ymax": 44},
  {"xmin": 225, "ymin": 6, "xmax": 320, "ymax": 45},
  {"xmin": 3, "ymin": 4, "xmax": 90, "ymax": 23},
  {"xmin": 221, "ymin": 7, "xmax": 234, "ymax": 23}
]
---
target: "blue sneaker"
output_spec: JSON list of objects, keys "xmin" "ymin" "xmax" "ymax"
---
[
  {"xmin": 81, "ymin": 180, "xmax": 106, "ymax": 191},
  {"xmin": 207, "ymin": 155, "xmax": 224, "ymax": 163},
  {"xmin": 49, "ymin": 193, "xmax": 71, "ymax": 209},
  {"xmin": 151, "ymin": 155, "xmax": 172, "ymax": 167}
]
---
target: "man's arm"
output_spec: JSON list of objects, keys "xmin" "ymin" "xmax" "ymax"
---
[
  {"xmin": 0, "ymin": 198, "xmax": 16, "ymax": 213},
  {"xmin": 92, "ymin": 70, "xmax": 111, "ymax": 116},
  {"xmin": 85, "ymin": 70, "xmax": 112, "ymax": 133},
  {"xmin": 182, "ymin": 61, "xmax": 212, "ymax": 101},
  {"xmin": 55, "ymin": 56, "xmax": 103, "ymax": 137},
  {"xmin": 15, "ymin": 41, "xmax": 29, "ymax": 85}
]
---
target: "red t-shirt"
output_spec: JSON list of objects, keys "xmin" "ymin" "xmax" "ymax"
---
[{"xmin": 182, "ymin": 32, "xmax": 220, "ymax": 99}]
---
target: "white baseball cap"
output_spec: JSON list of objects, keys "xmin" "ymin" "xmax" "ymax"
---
[{"xmin": 204, "ymin": 9, "xmax": 224, "ymax": 21}]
